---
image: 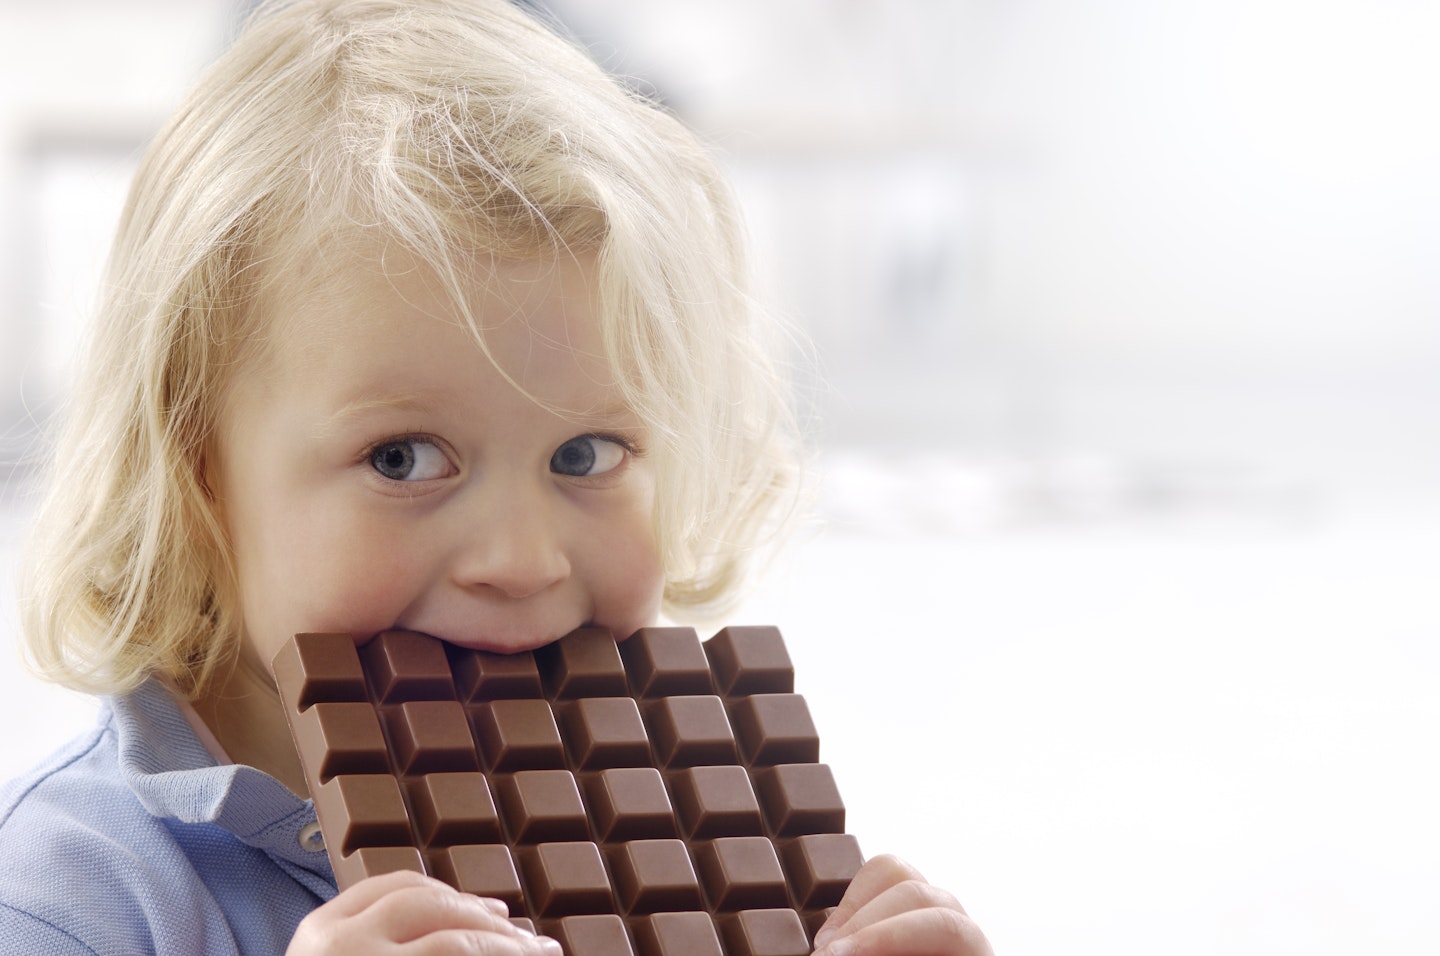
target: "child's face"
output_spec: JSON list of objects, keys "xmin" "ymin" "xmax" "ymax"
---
[{"xmin": 210, "ymin": 244, "xmax": 664, "ymax": 673}]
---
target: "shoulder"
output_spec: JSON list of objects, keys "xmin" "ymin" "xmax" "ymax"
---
[
  {"xmin": 0, "ymin": 716, "xmax": 129, "ymax": 954},
  {"xmin": 0, "ymin": 705, "xmax": 244, "ymax": 954},
  {"xmin": 0, "ymin": 709, "xmax": 156, "ymax": 953},
  {"xmin": 0, "ymin": 904, "xmax": 97, "ymax": 955},
  {"xmin": 0, "ymin": 704, "xmax": 133, "ymax": 853},
  {"xmin": 1, "ymin": 711, "xmax": 117, "ymax": 823},
  {"xmin": 0, "ymin": 691, "xmax": 323, "ymax": 955},
  {"xmin": 0, "ymin": 723, "xmax": 118, "ymax": 956}
]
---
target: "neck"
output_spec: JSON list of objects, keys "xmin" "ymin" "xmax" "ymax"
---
[{"xmin": 191, "ymin": 650, "xmax": 309, "ymax": 798}]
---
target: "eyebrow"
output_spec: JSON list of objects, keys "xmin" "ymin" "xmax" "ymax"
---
[
  {"xmin": 320, "ymin": 391, "xmax": 641, "ymax": 433},
  {"xmin": 317, "ymin": 392, "xmax": 445, "ymax": 436},
  {"xmin": 567, "ymin": 396, "xmax": 642, "ymax": 422}
]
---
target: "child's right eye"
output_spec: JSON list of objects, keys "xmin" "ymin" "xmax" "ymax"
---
[{"xmin": 369, "ymin": 438, "xmax": 453, "ymax": 482}]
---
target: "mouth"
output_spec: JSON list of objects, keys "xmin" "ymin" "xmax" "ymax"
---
[{"xmin": 379, "ymin": 620, "xmax": 593, "ymax": 656}]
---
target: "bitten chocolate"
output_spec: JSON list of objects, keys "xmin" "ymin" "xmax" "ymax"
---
[{"xmin": 273, "ymin": 625, "xmax": 862, "ymax": 956}]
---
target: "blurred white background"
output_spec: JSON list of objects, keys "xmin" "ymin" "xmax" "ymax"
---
[{"xmin": 2, "ymin": 2, "xmax": 1438, "ymax": 954}]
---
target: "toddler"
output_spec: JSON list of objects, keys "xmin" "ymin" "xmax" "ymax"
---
[{"xmin": 0, "ymin": 1, "xmax": 992, "ymax": 954}]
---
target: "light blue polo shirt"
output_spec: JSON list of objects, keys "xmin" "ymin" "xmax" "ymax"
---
[{"xmin": 0, "ymin": 680, "xmax": 337, "ymax": 954}]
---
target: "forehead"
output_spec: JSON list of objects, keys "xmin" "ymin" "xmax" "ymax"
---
[{"xmin": 247, "ymin": 236, "xmax": 620, "ymax": 415}]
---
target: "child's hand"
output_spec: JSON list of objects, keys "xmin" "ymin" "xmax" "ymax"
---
[
  {"xmin": 810, "ymin": 855, "xmax": 993, "ymax": 956},
  {"xmin": 286, "ymin": 871, "xmax": 561, "ymax": 955}
]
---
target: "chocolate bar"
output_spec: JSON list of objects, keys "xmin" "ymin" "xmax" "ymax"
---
[{"xmin": 273, "ymin": 626, "xmax": 862, "ymax": 956}]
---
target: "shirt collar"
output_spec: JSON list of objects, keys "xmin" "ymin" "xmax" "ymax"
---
[{"xmin": 110, "ymin": 679, "xmax": 334, "ymax": 875}]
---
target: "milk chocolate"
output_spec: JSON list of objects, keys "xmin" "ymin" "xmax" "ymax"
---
[{"xmin": 273, "ymin": 625, "xmax": 862, "ymax": 955}]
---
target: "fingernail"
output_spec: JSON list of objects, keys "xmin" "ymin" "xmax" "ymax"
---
[
  {"xmin": 531, "ymin": 937, "xmax": 563, "ymax": 955},
  {"xmin": 813, "ymin": 914, "xmax": 847, "ymax": 951},
  {"xmin": 818, "ymin": 938, "xmax": 857, "ymax": 956},
  {"xmin": 481, "ymin": 897, "xmax": 510, "ymax": 916}
]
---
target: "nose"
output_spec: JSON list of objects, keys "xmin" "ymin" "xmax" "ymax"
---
[{"xmin": 451, "ymin": 484, "xmax": 571, "ymax": 600}]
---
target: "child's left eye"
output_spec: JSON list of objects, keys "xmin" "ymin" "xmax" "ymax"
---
[
  {"xmin": 550, "ymin": 435, "xmax": 628, "ymax": 477},
  {"xmin": 370, "ymin": 439, "xmax": 453, "ymax": 482}
]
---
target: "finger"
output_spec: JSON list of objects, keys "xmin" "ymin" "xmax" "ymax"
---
[
  {"xmin": 314, "ymin": 870, "xmax": 486, "ymax": 920},
  {"xmin": 407, "ymin": 928, "xmax": 564, "ymax": 956},
  {"xmin": 289, "ymin": 878, "xmax": 533, "ymax": 955},
  {"xmin": 811, "ymin": 907, "xmax": 993, "ymax": 956},
  {"xmin": 845, "ymin": 877, "xmax": 962, "ymax": 931},
  {"xmin": 814, "ymin": 877, "xmax": 962, "ymax": 951},
  {"xmin": 353, "ymin": 883, "xmax": 529, "ymax": 944},
  {"xmin": 815, "ymin": 855, "xmax": 943, "ymax": 939}
]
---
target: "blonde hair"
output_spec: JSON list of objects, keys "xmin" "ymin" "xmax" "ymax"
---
[{"xmin": 20, "ymin": 0, "xmax": 803, "ymax": 696}]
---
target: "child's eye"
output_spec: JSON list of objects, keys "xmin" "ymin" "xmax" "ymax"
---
[
  {"xmin": 369, "ymin": 439, "xmax": 453, "ymax": 482},
  {"xmin": 550, "ymin": 435, "xmax": 628, "ymax": 477}
]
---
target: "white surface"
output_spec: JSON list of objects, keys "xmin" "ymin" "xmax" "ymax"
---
[{"xmin": 3, "ymin": 457, "xmax": 1438, "ymax": 955}]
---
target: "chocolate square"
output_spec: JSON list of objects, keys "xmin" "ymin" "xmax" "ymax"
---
[{"xmin": 274, "ymin": 626, "xmax": 862, "ymax": 956}]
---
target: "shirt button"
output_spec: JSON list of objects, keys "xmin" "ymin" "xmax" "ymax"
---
[{"xmin": 299, "ymin": 821, "xmax": 326, "ymax": 853}]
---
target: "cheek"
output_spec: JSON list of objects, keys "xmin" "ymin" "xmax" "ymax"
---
[
  {"xmin": 286, "ymin": 518, "xmax": 429, "ymax": 631},
  {"xmin": 586, "ymin": 509, "xmax": 665, "ymax": 638},
  {"xmin": 610, "ymin": 549, "xmax": 665, "ymax": 626},
  {"xmin": 230, "ymin": 496, "xmax": 427, "ymax": 655}
]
